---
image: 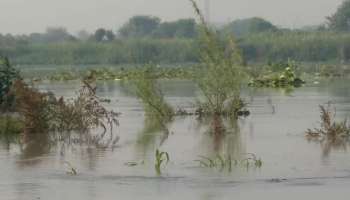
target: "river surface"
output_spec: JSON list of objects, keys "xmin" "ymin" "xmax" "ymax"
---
[{"xmin": 1, "ymin": 79, "xmax": 350, "ymax": 200}]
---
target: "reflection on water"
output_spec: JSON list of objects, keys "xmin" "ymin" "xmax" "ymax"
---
[
  {"xmin": 136, "ymin": 115, "xmax": 171, "ymax": 159},
  {"xmin": 307, "ymin": 136, "xmax": 350, "ymax": 158},
  {"xmin": 198, "ymin": 115, "xmax": 244, "ymax": 161},
  {"xmin": 17, "ymin": 133, "xmax": 51, "ymax": 167}
]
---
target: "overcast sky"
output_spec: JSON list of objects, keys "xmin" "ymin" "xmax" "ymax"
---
[{"xmin": 0, "ymin": 0, "xmax": 344, "ymax": 34}]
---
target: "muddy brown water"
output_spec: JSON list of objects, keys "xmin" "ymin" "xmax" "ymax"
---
[{"xmin": 1, "ymin": 79, "xmax": 350, "ymax": 200}]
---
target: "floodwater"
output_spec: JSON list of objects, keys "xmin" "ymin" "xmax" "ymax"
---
[{"xmin": 2, "ymin": 79, "xmax": 350, "ymax": 200}]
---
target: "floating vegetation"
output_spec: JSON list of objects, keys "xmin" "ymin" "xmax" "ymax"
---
[
  {"xmin": 195, "ymin": 153, "xmax": 262, "ymax": 172},
  {"xmin": 248, "ymin": 65, "xmax": 305, "ymax": 88},
  {"xmin": 190, "ymin": 0, "xmax": 248, "ymax": 118},
  {"xmin": 155, "ymin": 149, "xmax": 170, "ymax": 175},
  {"xmin": 49, "ymin": 71, "xmax": 78, "ymax": 81},
  {"xmin": 45, "ymin": 67, "xmax": 194, "ymax": 82}
]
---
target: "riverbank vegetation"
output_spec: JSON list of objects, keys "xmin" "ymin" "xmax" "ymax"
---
[{"xmin": 4, "ymin": 30, "xmax": 350, "ymax": 66}]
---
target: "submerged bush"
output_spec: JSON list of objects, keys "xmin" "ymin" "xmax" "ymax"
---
[
  {"xmin": 50, "ymin": 80, "xmax": 120, "ymax": 145},
  {"xmin": 306, "ymin": 103, "xmax": 350, "ymax": 138},
  {"xmin": 12, "ymin": 80, "xmax": 53, "ymax": 134},
  {"xmin": 196, "ymin": 153, "xmax": 262, "ymax": 172},
  {"xmin": 10, "ymin": 77, "xmax": 119, "ymax": 146}
]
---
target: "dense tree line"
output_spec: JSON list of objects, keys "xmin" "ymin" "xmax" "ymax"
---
[{"xmin": 2, "ymin": 0, "xmax": 350, "ymax": 66}]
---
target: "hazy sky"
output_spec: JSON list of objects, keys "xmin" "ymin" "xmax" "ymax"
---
[{"xmin": 0, "ymin": 0, "xmax": 344, "ymax": 34}]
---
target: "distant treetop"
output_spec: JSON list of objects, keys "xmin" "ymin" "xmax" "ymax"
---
[
  {"xmin": 327, "ymin": 0, "xmax": 350, "ymax": 31},
  {"xmin": 223, "ymin": 17, "xmax": 278, "ymax": 37}
]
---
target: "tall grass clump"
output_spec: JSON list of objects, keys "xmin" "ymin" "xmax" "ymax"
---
[
  {"xmin": 190, "ymin": 0, "xmax": 247, "ymax": 117},
  {"xmin": 129, "ymin": 65, "xmax": 174, "ymax": 121}
]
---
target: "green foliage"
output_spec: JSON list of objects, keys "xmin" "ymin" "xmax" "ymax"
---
[
  {"xmin": 2, "ymin": 39, "xmax": 198, "ymax": 65},
  {"xmin": 327, "ymin": 0, "xmax": 350, "ymax": 31},
  {"xmin": 0, "ymin": 57, "xmax": 20, "ymax": 110},
  {"xmin": 195, "ymin": 153, "xmax": 263, "ymax": 172},
  {"xmin": 223, "ymin": 17, "xmax": 277, "ymax": 37},
  {"xmin": 190, "ymin": 0, "xmax": 246, "ymax": 117},
  {"xmin": 119, "ymin": 16, "xmax": 197, "ymax": 39},
  {"xmin": 4, "ymin": 30, "xmax": 350, "ymax": 65},
  {"xmin": 155, "ymin": 149, "xmax": 170, "ymax": 175}
]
